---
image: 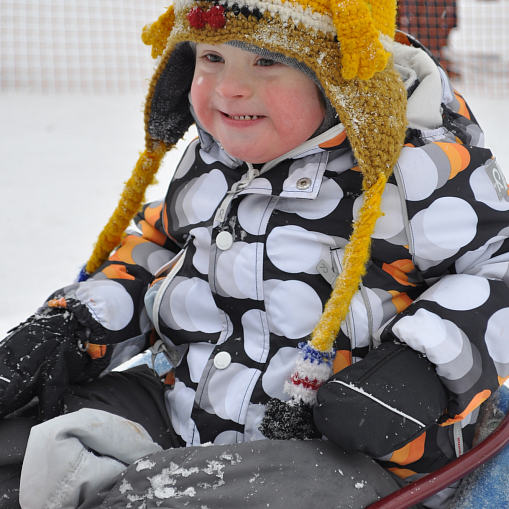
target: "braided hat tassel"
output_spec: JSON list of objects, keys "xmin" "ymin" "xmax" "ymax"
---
[
  {"xmin": 259, "ymin": 175, "xmax": 389, "ymax": 439},
  {"xmin": 83, "ymin": 142, "xmax": 167, "ymax": 277}
]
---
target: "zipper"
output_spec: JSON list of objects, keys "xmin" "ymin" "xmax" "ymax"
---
[
  {"xmin": 213, "ymin": 162, "xmax": 260, "ymax": 226},
  {"xmin": 354, "ymin": 344, "xmax": 408, "ymax": 386},
  {"xmin": 151, "ymin": 246, "xmax": 188, "ymax": 367}
]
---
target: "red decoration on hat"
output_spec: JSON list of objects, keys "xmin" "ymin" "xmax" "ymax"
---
[
  {"xmin": 187, "ymin": 7, "xmax": 206, "ymax": 29},
  {"xmin": 204, "ymin": 5, "xmax": 226, "ymax": 28},
  {"xmin": 187, "ymin": 5, "xmax": 225, "ymax": 29}
]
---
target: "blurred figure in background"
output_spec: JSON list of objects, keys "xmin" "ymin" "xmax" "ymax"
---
[{"xmin": 398, "ymin": 0, "xmax": 459, "ymax": 76}]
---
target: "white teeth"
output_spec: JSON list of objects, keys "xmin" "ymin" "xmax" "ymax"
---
[{"xmin": 230, "ymin": 115, "xmax": 259, "ymax": 120}]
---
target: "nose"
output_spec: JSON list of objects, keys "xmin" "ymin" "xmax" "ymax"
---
[{"xmin": 215, "ymin": 63, "xmax": 253, "ymax": 100}]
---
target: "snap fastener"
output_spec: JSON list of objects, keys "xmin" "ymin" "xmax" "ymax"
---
[
  {"xmin": 296, "ymin": 177, "xmax": 312, "ymax": 190},
  {"xmin": 216, "ymin": 231, "xmax": 234, "ymax": 250},
  {"xmin": 214, "ymin": 351, "xmax": 231, "ymax": 370}
]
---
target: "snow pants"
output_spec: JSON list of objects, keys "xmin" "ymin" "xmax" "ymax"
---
[
  {"xmin": 0, "ymin": 366, "xmax": 181, "ymax": 509},
  {"xmin": 0, "ymin": 366, "xmax": 416, "ymax": 509}
]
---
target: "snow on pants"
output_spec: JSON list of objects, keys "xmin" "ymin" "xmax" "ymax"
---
[{"xmin": 20, "ymin": 412, "xmax": 409, "ymax": 509}]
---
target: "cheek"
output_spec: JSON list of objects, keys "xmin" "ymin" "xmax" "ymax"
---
[
  {"xmin": 267, "ymin": 84, "xmax": 325, "ymax": 135},
  {"xmin": 190, "ymin": 76, "xmax": 211, "ymax": 122},
  {"xmin": 296, "ymin": 85, "xmax": 325, "ymax": 123}
]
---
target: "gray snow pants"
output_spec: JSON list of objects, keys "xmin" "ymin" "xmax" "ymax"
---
[
  {"xmin": 74, "ymin": 438, "xmax": 407, "ymax": 509},
  {"xmin": 0, "ymin": 366, "xmax": 413, "ymax": 509}
]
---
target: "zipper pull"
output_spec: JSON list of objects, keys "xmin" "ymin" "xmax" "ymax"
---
[{"xmin": 213, "ymin": 164, "xmax": 259, "ymax": 226}]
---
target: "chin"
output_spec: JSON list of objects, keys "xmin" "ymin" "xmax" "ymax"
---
[
  {"xmin": 223, "ymin": 143, "xmax": 289, "ymax": 164},
  {"xmin": 223, "ymin": 146, "xmax": 265, "ymax": 164}
]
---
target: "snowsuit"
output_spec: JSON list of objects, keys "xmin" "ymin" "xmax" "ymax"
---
[{"xmin": 1, "ymin": 35, "xmax": 508, "ymax": 509}]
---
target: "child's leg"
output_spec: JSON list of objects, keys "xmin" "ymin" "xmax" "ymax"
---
[
  {"xmin": 0, "ymin": 365, "xmax": 182, "ymax": 509},
  {"xmin": 20, "ymin": 408, "xmax": 164, "ymax": 509},
  {"xmin": 0, "ymin": 419, "xmax": 39, "ymax": 509},
  {"xmin": 76, "ymin": 439, "xmax": 413, "ymax": 509},
  {"xmin": 21, "ymin": 429, "xmax": 410, "ymax": 509},
  {"xmin": 63, "ymin": 365, "xmax": 183, "ymax": 450}
]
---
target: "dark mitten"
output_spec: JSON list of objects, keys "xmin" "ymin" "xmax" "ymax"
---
[
  {"xmin": 314, "ymin": 342, "xmax": 449, "ymax": 457},
  {"xmin": 0, "ymin": 309, "xmax": 91, "ymax": 420}
]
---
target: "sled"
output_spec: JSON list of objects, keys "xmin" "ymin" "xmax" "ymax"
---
[{"xmin": 369, "ymin": 384, "xmax": 509, "ymax": 509}]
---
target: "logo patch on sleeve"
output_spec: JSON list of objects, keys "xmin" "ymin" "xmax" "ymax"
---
[{"xmin": 485, "ymin": 158, "xmax": 509, "ymax": 202}]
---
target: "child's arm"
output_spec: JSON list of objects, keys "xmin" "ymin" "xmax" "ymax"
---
[
  {"xmin": 315, "ymin": 140, "xmax": 509, "ymax": 457},
  {"xmin": 0, "ymin": 200, "xmax": 180, "ymax": 420}
]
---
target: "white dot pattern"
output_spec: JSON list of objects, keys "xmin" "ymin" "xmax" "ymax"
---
[
  {"xmin": 216, "ymin": 242, "xmax": 263, "ymax": 300},
  {"xmin": 265, "ymin": 279, "xmax": 323, "ymax": 339},
  {"xmin": 470, "ymin": 166, "xmax": 509, "ymax": 212},
  {"xmin": 410, "ymin": 199, "xmax": 478, "ymax": 261},
  {"xmin": 422, "ymin": 274, "xmax": 491, "ymax": 311},
  {"xmin": 75, "ymin": 280, "xmax": 134, "ymax": 332},
  {"xmin": 261, "ymin": 347, "xmax": 300, "ymax": 400},
  {"xmin": 485, "ymin": 308, "xmax": 509, "ymax": 372},
  {"xmin": 397, "ymin": 147, "xmax": 439, "ymax": 201},
  {"xmin": 266, "ymin": 225, "xmax": 338, "ymax": 274},
  {"xmin": 208, "ymin": 364, "xmax": 261, "ymax": 423}
]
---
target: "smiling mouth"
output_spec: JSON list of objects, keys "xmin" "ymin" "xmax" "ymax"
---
[{"xmin": 223, "ymin": 113, "xmax": 263, "ymax": 121}]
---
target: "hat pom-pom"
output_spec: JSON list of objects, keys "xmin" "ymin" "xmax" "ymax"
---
[
  {"xmin": 259, "ymin": 398, "xmax": 318, "ymax": 440},
  {"xmin": 260, "ymin": 342, "xmax": 335, "ymax": 440}
]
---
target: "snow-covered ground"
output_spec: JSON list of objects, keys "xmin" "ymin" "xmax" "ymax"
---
[
  {"xmin": 0, "ymin": 91, "xmax": 508, "ymax": 338},
  {"xmin": 0, "ymin": 93, "xmax": 196, "ymax": 337}
]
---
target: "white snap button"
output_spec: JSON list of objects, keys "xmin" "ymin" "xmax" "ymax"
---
[
  {"xmin": 296, "ymin": 177, "xmax": 312, "ymax": 190},
  {"xmin": 216, "ymin": 231, "xmax": 233, "ymax": 250},
  {"xmin": 214, "ymin": 351, "xmax": 231, "ymax": 370}
]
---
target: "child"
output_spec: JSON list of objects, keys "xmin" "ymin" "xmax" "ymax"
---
[{"xmin": 1, "ymin": 0, "xmax": 508, "ymax": 508}]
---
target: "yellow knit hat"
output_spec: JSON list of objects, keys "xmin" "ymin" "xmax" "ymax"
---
[{"xmin": 84, "ymin": 0, "xmax": 407, "ymax": 432}]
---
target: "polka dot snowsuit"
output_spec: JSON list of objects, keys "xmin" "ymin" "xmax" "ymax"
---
[{"xmin": 47, "ymin": 55, "xmax": 509, "ymax": 507}]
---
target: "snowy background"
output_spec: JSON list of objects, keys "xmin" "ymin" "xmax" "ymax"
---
[{"xmin": 1, "ymin": 0, "xmax": 508, "ymax": 338}]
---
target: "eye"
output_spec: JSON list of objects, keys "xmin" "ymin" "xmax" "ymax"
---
[
  {"xmin": 203, "ymin": 53, "xmax": 224, "ymax": 63},
  {"xmin": 256, "ymin": 58, "xmax": 278, "ymax": 67}
]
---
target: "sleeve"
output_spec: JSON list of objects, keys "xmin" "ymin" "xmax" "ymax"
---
[
  {"xmin": 379, "ymin": 140, "xmax": 509, "ymax": 426},
  {"xmin": 43, "ymin": 199, "xmax": 181, "ymax": 368}
]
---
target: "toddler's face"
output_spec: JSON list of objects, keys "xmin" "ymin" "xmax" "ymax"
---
[{"xmin": 191, "ymin": 44, "xmax": 325, "ymax": 164}]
